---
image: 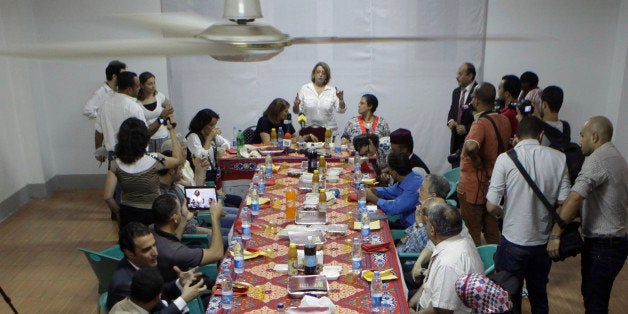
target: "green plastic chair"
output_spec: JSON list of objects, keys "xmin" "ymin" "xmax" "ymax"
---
[
  {"xmin": 443, "ymin": 167, "xmax": 460, "ymax": 184},
  {"xmin": 390, "ymin": 229, "xmax": 420, "ymax": 264},
  {"xmin": 181, "ymin": 234, "xmax": 211, "ymax": 249},
  {"xmin": 100, "ymin": 245, "xmax": 123, "ymax": 260},
  {"xmin": 446, "ymin": 199, "xmax": 457, "ymax": 207},
  {"xmin": 477, "ymin": 244, "xmax": 498, "ymax": 274},
  {"xmin": 99, "ymin": 292, "xmax": 108, "ymax": 314},
  {"xmin": 78, "ymin": 247, "xmax": 121, "ymax": 294},
  {"xmin": 446, "ymin": 181, "xmax": 458, "ymax": 201},
  {"xmin": 187, "ymin": 296, "xmax": 205, "ymax": 314}
]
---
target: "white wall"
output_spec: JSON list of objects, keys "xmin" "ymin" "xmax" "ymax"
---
[
  {"xmin": 0, "ymin": 1, "xmax": 45, "ymax": 203},
  {"xmin": 1, "ymin": 0, "xmax": 626, "ymax": 209},
  {"xmin": 484, "ymin": 0, "xmax": 627, "ymax": 157}
]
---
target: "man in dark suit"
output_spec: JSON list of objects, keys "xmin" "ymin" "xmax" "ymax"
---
[
  {"xmin": 106, "ymin": 222, "xmax": 206, "ymax": 313},
  {"xmin": 447, "ymin": 63, "xmax": 477, "ymax": 168}
]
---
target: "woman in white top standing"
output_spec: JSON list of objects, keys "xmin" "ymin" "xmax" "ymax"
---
[
  {"xmin": 138, "ymin": 71, "xmax": 176, "ymax": 152},
  {"xmin": 293, "ymin": 62, "xmax": 347, "ymax": 131}
]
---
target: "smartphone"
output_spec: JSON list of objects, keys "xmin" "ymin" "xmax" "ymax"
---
[{"xmin": 184, "ymin": 186, "xmax": 217, "ymax": 210}]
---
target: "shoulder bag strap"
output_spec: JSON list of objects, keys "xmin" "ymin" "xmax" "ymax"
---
[
  {"xmin": 506, "ymin": 149, "xmax": 566, "ymax": 228},
  {"xmin": 481, "ymin": 114, "xmax": 505, "ymax": 153}
]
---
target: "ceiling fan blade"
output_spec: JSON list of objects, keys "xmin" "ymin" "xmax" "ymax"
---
[
  {"xmin": 291, "ymin": 35, "xmax": 538, "ymax": 45},
  {"xmin": 0, "ymin": 38, "xmax": 243, "ymax": 59},
  {"xmin": 114, "ymin": 12, "xmax": 219, "ymax": 36}
]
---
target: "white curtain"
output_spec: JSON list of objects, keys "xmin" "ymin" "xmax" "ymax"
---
[{"xmin": 163, "ymin": 0, "xmax": 487, "ymax": 174}]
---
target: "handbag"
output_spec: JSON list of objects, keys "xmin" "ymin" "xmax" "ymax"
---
[
  {"xmin": 506, "ymin": 150, "xmax": 583, "ymax": 262},
  {"xmin": 456, "ymin": 273, "xmax": 514, "ymax": 313}
]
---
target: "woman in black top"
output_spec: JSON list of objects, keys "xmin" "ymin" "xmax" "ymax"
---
[{"xmin": 254, "ymin": 98, "xmax": 296, "ymax": 144}]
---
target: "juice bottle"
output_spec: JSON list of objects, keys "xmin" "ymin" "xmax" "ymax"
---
[
  {"xmin": 285, "ymin": 187, "xmax": 297, "ymax": 220},
  {"xmin": 287, "ymin": 243, "xmax": 298, "ymax": 276}
]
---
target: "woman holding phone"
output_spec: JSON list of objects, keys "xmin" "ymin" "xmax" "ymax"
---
[{"xmin": 103, "ymin": 117, "xmax": 184, "ymax": 227}]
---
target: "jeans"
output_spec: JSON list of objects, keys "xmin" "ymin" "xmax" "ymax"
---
[
  {"xmin": 581, "ymin": 236, "xmax": 628, "ymax": 314},
  {"xmin": 494, "ymin": 236, "xmax": 552, "ymax": 314}
]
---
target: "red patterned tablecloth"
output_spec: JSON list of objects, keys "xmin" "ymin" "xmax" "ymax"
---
[{"xmin": 206, "ymin": 160, "xmax": 409, "ymax": 313}]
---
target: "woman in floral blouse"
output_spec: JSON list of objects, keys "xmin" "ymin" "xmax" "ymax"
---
[{"xmin": 342, "ymin": 93, "xmax": 390, "ymax": 141}]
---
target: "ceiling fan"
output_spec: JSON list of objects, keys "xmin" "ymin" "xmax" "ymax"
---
[{"xmin": 0, "ymin": 0, "xmax": 532, "ymax": 62}]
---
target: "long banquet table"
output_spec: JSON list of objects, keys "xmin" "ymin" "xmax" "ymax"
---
[{"xmin": 206, "ymin": 158, "xmax": 409, "ymax": 313}]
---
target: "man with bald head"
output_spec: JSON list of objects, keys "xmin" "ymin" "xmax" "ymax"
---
[{"xmin": 548, "ymin": 116, "xmax": 627, "ymax": 313}]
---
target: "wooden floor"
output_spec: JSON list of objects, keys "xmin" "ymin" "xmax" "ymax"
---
[{"xmin": 0, "ymin": 189, "xmax": 626, "ymax": 313}]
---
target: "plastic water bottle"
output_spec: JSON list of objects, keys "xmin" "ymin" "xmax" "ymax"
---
[
  {"xmin": 265, "ymin": 153, "xmax": 273, "ymax": 179},
  {"xmin": 233, "ymin": 237, "xmax": 245, "ymax": 275},
  {"xmin": 351, "ymin": 237, "xmax": 363, "ymax": 275},
  {"xmin": 354, "ymin": 151, "xmax": 361, "ymax": 173},
  {"xmin": 277, "ymin": 127, "xmax": 284, "ymax": 149},
  {"xmin": 358, "ymin": 183, "xmax": 367, "ymax": 211},
  {"xmin": 354, "ymin": 168, "xmax": 362, "ymax": 190},
  {"xmin": 221, "ymin": 269, "xmax": 234, "ymax": 310},
  {"xmin": 361, "ymin": 210, "xmax": 371, "ymax": 243},
  {"xmin": 371, "ymin": 271, "xmax": 383, "ymax": 312},
  {"xmin": 232, "ymin": 126, "xmax": 237, "ymax": 147},
  {"xmin": 236, "ymin": 129, "xmax": 245, "ymax": 157},
  {"xmin": 251, "ymin": 188, "xmax": 260, "ymax": 216},
  {"xmin": 258, "ymin": 170, "xmax": 266, "ymax": 196},
  {"xmin": 240, "ymin": 207, "xmax": 251, "ymax": 240},
  {"xmin": 334, "ymin": 132, "xmax": 342, "ymax": 156}
]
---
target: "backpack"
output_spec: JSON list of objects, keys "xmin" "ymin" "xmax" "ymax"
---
[{"xmin": 542, "ymin": 120, "xmax": 585, "ymax": 184}]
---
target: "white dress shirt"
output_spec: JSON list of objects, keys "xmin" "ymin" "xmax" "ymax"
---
[
  {"xmin": 84, "ymin": 82, "xmax": 114, "ymax": 119},
  {"xmin": 186, "ymin": 133, "xmax": 230, "ymax": 169},
  {"xmin": 486, "ymin": 139, "xmax": 571, "ymax": 246},
  {"xmin": 95, "ymin": 93, "xmax": 147, "ymax": 151},
  {"xmin": 297, "ymin": 82, "xmax": 346, "ymax": 130}
]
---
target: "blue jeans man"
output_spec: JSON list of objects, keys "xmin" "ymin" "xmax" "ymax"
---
[
  {"xmin": 581, "ymin": 236, "xmax": 628, "ymax": 313},
  {"xmin": 494, "ymin": 236, "xmax": 552, "ymax": 314}
]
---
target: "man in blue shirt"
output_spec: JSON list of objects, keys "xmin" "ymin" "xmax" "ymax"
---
[{"xmin": 366, "ymin": 150, "xmax": 423, "ymax": 229}]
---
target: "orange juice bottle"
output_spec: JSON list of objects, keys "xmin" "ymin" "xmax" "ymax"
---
[{"xmin": 285, "ymin": 187, "xmax": 297, "ymax": 220}]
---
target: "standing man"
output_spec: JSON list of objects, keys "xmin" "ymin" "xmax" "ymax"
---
[
  {"xmin": 94, "ymin": 71, "xmax": 167, "ymax": 163},
  {"xmin": 487, "ymin": 117, "xmax": 571, "ymax": 313},
  {"xmin": 497, "ymin": 74, "xmax": 521, "ymax": 138},
  {"xmin": 548, "ymin": 116, "xmax": 627, "ymax": 313},
  {"xmin": 447, "ymin": 63, "xmax": 478, "ymax": 168},
  {"xmin": 518, "ymin": 71, "xmax": 539, "ymax": 102},
  {"xmin": 457, "ymin": 82, "xmax": 511, "ymax": 246},
  {"xmin": 84, "ymin": 60, "xmax": 126, "ymax": 120}
]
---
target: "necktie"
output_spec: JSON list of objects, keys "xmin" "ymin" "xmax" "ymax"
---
[{"xmin": 457, "ymin": 88, "xmax": 466, "ymax": 123}]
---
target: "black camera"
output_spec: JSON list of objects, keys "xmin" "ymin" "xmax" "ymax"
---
[{"xmin": 516, "ymin": 100, "xmax": 534, "ymax": 117}]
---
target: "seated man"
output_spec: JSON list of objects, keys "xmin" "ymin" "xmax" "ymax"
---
[
  {"xmin": 107, "ymin": 222, "xmax": 203, "ymax": 312},
  {"xmin": 110, "ymin": 267, "xmax": 206, "ymax": 314},
  {"xmin": 409, "ymin": 203, "xmax": 484, "ymax": 313},
  {"xmin": 152, "ymin": 194, "xmax": 224, "ymax": 282},
  {"xmin": 389, "ymin": 128, "xmax": 430, "ymax": 175},
  {"xmin": 397, "ymin": 174, "xmax": 450, "ymax": 254},
  {"xmin": 365, "ymin": 150, "xmax": 422, "ymax": 229},
  {"xmin": 352, "ymin": 133, "xmax": 389, "ymax": 173}
]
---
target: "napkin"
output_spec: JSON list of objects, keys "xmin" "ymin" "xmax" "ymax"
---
[
  {"xmin": 227, "ymin": 148, "xmax": 237, "ymax": 155},
  {"xmin": 246, "ymin": 197, "xmax": 270, "ymax": 206},
  {"xmin": 362, "ymin": 242, "xmax": 391, "ymax": 253},
  {"xmin": 265, "ymin": 178, "xmax": 276, "ymax": 186},
  {"xmin": 360, "ymin": 161, "xmax": 371, "ymax": 172},
  {"xmin": 291, "ymin": 295, "xmax": 335, "ymax": 314}
]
